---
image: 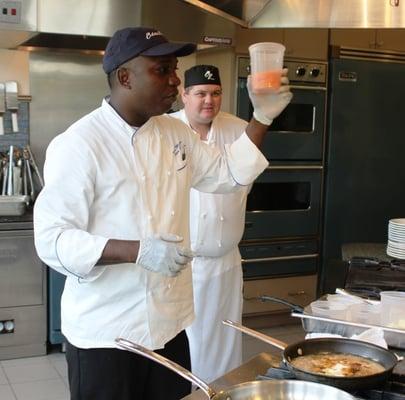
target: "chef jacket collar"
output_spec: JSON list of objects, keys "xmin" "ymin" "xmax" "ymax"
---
[
  {"xmin": 179, "ymin": 108, "xmax": 216, "ymax": 145},
  {"xmin": 101, "ymin": 97, "xmax": 139, "ymax": 138}
]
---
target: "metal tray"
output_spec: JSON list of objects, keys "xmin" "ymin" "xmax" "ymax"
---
[
  {"xmin": 0, "ymin": 195, "xmax": 29, "ymax": 216},
  {"xmin": 292, "ymin": 307, "xmax": 405, "ymax": 350}
]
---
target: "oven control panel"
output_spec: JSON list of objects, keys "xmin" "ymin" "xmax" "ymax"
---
[
  {"xmin": 238, "ymin": 57, "xmax": 327, "ymax": 86},
  {"xmin": 285, "ymin": 61, "xmax": 327, "ymax": 85}
]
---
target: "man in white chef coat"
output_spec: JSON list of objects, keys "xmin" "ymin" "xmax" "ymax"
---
[
  {"xmin": 171, "ymin": 65, "xmax": 289, "ymax": 382},
  {"xmin": 34, "ymin": 27, "xmax": 292, "ymax": 400}
]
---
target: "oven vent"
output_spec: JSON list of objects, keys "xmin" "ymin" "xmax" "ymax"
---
[{"xmin": 333, "ymin": 46, "xmax": 405, "ymax": 64}]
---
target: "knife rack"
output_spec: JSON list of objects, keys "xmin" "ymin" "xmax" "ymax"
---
[{"xmin": 0, "ymin": 97, "xmax": 31, "ymax": 152}]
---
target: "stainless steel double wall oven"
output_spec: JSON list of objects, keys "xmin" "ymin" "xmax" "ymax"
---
[{"xmin": 236, "ymin": 57, "xmax": 328, "ymax": 318}]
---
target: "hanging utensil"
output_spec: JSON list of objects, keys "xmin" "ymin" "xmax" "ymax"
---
[
  {"xmin": 1, "ymin": 160, "xmax": 8, "ymax": 195},
  {"xmin": 25, "ymin": 145, "xmax": 44, "ymax": 188},
  {"xmin": 0, "ymin": 83, "xmax": 5, "ymax": 135},
  {"xmin": 5, "ymin": 81, "xmax": 19, "ymax": 133},
  {"xmin": 7, "ymin": 145, "xmax": 14, "ymax": 195},
  {"xmin": 22, "ymin": 157, "xmax": 28, "ymax": 196},
  {"xmin": 23, "ymin": 149, "xmax": 35, "ymax": 201}
]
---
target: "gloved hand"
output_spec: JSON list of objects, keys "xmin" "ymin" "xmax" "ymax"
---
[
  {"xmin": 248, "ymin": 68, "xmax": 293, "ymax": 126},
  {"xmin": 136, "ymin": 233, "xmax": 194, "ymax": 277}
]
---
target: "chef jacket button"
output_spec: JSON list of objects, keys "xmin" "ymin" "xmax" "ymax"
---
[
  {"xmin": 167, "ymin": 170, "xmax": 171, "ymax": 176},
  {"xmin": 220, "ymin": 216, "xmax": 224, "ymax": 221},
  {"xmin": 218, "ymin": 241, "xmax": 222, "ymax": 247},
  {"xmin": 201, "ymin": 213, "xmax": 207, "ymax": 219},
  {"xmin": 141, "ymin": 175, "xmax": 146, "ymax": 180},
  {"xmin": 171, "ymin": 210, "xmax": 175, "ymax": 216},
  {"xmin": 167, "ymin": 283, "xmax": 172, "ymax": 289}
]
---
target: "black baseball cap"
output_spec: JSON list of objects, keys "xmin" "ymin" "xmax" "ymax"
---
[
  {"xmin": 184, "ymin": 65, "xmax": 221, "ymax": 88},
  {"xmin": 103, "ymin": 27, "xmax": 197, "ymax": 74}
]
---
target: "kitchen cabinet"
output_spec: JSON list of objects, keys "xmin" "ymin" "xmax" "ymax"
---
[
  {"xmin": 375, "ymin": 29, "xmax": 405, "ymax": 52},
  {"xmin": 330, "ymin": 29, "xmax": 405, "ymax": 52},
  {"xmin": 283, "ymin": 29, "xmax": 328, "ymax": 60},
  {"xmin": 242, "ymin": 274, "xmax": 317, "ymax": 316},
  {"xmin": 235, "ymin": 27, "xmax": 283, "ymax": 54},
  {"xmin": 0, "ymin": 227, "xmax": 47, "ymax": 360},
  {"xmin": 235, "ymin": 27, "xmax": 328, "ymax": 60}
]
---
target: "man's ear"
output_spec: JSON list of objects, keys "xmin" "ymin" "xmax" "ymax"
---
[
  {"xmin": 116, "ymin": 68, "xmax": 132, "ymax": 90},
  {"xmin": 180, "ymin": 87, "xmax": 188, "ymax": 104}
]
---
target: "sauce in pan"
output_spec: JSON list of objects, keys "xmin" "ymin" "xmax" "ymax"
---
[{"xmin": 290, "ymin": 352, "xmax": 385, "ymax": 377}]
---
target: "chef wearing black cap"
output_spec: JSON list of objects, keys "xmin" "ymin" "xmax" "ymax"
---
[
  {"xmin": 171, "ymin": 64, "xmax": 291, "ymax": 383},
  {"xmin": 34, "ymin": 26, "xmax": 291, "ymax": 400}
]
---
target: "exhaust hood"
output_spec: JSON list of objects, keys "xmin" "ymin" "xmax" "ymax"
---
[
  {"xmin": 182, "ymin": 0, "xmax": 405, "ymax": 29},
  {"xmin": 251, "ymin": 0, "xmax": 405, "ymax": 28},
  {"xmin": 0, "ymin": 0, "xmax": 236, "ymax": 50}
]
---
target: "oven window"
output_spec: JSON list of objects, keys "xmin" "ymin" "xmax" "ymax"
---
[
  {"xmin": 246, "ymin": 182, "xmax": 311, "ymax": 211},
  {"xmin": 269, "ymin": 104, "xmax": 314, "ymax": 133},
  {"xmin": 249, "ymin": 103, "xmax": 315, "ymax": 133}
]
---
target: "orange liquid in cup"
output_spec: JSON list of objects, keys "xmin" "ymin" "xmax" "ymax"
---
[{"xmin": 251, "ymin": 70, "xmax": 282, "ymax": 93}]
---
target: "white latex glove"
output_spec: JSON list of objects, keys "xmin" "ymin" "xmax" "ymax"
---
[
  {"xmin": 136, "ymin": 233, "xmax": 194, "ymax": 277},
  {"xmin": 248, "ymin": 68, "xmax": 293, "ymax": 126}
]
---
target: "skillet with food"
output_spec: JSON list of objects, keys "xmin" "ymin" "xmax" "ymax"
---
[
  {"xmin": 115, "ymin": 337, "xmax": 358, "ymax": 400},
  {"xmin": 223, "ymin": 319, "xmax": 398, "ymax": 391}
]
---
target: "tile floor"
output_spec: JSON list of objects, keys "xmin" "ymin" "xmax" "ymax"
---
[{"xmin": 0, "ymin": 323, "xmax": 305, "ymax": 400}]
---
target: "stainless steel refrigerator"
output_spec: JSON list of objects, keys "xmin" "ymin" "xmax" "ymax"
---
[{"xmin": 320, "ymin": 50, "xmax": 405, "ymax": 294}]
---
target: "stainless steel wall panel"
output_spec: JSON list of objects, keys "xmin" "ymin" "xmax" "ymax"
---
[{"xmin": 29, "ymin": 51, "xmax": 108, "ymax": 172}]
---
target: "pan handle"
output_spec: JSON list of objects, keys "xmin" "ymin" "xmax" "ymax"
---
[
  {"xmin": 257, "ymin": 295, "xmax": 305, "ymax": 313},
  {"xmin": 115, "ymin": 338, "xmax": 216, "ymax": 399},
  {"xmin": 222, "ymin": 320, "xmax": 288, "ymax": 350}
]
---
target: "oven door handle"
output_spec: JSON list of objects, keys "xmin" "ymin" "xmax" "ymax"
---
[
  {"xmin": 241, "ymin": 253, "xmax": 318, "ymax": 264},
  {"xmin": 266, "ymin": 165, "xmax": 323, "ymax": 171},
  {"xmin": 290, "ymin": 84, "xmax": 327, "ymax": 91}
]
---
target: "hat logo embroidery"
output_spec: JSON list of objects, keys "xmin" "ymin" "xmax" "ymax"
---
[
  {"xmin": 146, "ymin": 31, "xmax": 162, "ymax": 40},
  {"xmin": 204, "ymin": 70, "xmax": 215, "ymax": 81}
]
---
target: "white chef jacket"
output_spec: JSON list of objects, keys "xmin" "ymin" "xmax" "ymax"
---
[
  {"xmin": 34, "ymin": 99, "xmax": 268, "ymax": 351},
  {"xmin": 171, "ymin": 109, "xmax": 250, "ymax": 381},
  {"xmin": 171, "ymin": 109, "xmax": 250, "ymax": 268}
]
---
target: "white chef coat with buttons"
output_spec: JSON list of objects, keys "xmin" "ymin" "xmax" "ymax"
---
[
  {"xmin": 171, "ymin": 109, "xmax": 250, "ymax": 269},
  {"xmin": 170, "ymin": 109, "xmax": 251, "ymax": 381},
  {"xmin": 34, "ymin": 99, "xmax": 268, "ymax": 351}
]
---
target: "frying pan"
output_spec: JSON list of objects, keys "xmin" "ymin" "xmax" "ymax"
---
[
  {"xmin": 223, "ymin": 319, "xmax": 398, "ymax": 391},
  {"xmin": 115, "ymin": 337, "xmax": 357, "ymax": 400}
]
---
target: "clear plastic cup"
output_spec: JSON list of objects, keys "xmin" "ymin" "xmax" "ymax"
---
[
  {"xmin": 326, "ymin": 294, "xmax": 363, "ymax": 306},
  {"xmin": 248, "ymin": 42, "xmax": 285, "ymax": 93},
  {"xmin": 349, "ymin": 303, "xmax": 381, "ymax": 325},
  {"xmin": 310, "ymin": 300, "xmax": 348, "ymax": 320},
  {"xmin": 380, "ymin": 291, "xmax": 405, "ymax": 329}
]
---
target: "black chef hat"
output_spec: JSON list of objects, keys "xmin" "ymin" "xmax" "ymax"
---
[
  {"xmin": 184, "ymin": 65, "xmax": 221, "ymax": 88},
  {"xmin": 103, "ymin": 27, "xmax": 196, "ymax": 74}
]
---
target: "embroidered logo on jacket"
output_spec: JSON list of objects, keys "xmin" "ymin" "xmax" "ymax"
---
[{"xmin": 173, "ymin": 141, "xmax": 187, "ymax": 171}]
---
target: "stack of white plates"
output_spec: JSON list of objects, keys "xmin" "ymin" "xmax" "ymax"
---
[{"xmin": 387, "ymin": 218, "xmax": 405, "ymax": 259}]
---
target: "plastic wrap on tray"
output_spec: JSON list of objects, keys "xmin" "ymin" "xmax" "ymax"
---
[{"xmin": 297, "ymin": 304, "xmax": 405, "ymax": 350}]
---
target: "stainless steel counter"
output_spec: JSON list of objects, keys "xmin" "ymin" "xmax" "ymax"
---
[{"xmin": 181, "ymin": 352, "xmax": 280, "ymax": 399}]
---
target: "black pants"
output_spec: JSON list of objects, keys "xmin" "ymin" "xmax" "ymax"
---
[{"xmin": 66, "ymin": 330, "xmax": 191, "ymax": 400}]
